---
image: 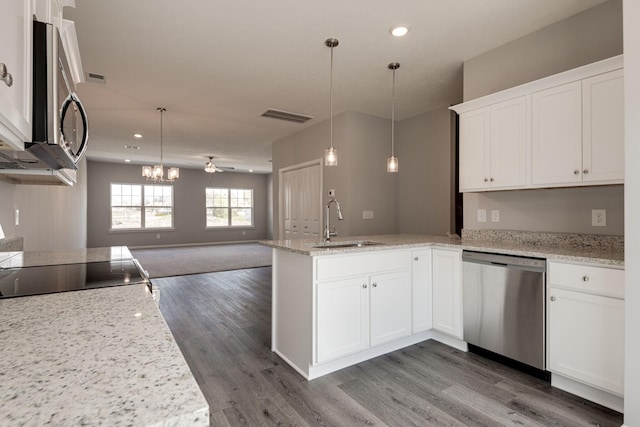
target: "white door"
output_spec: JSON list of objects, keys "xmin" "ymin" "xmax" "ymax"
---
[
  {"xmin": 411, "ymin": 249, "xmax": 432, "ymax": 333},
  {"xmin": 531, "ymin": 81, "xmax": 582, "ymax": 185},
  {"xmin": 548, "ymin": 288, "xmax": 624, "ymax": 395},
  {"xmin": 459, "ymin": 107, "xmax": 491, "ymax": 191},
  {"xmin": 490, "ymin": 96, "xmax": 527, "ymax": 189},
  {"xmin": 582, "ymin": 69, "xmax": 624, "ymax": 183},
  {"xmin": 432, "ymin": 249, "xmax": 463, "ymax": 338},
  {"xmin": 370, "ymin": 270, "xmax": 412, "ymax": 346},
  {"xmin": 316, "ymin": 277, "xmax": 369, "ymax": 363},
  {"xmin": 280, "ymin": 163, "xmax": 322, "ymax": 239}
]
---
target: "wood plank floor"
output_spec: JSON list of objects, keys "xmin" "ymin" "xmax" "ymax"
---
[{"xmin": 153, "ymin": 267, "xmax": 623, "ymax": 427}]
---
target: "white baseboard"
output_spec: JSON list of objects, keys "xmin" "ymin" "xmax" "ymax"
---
[{"xmin": 552, "ymin": 373, "xmax": 624, "ymax": 413}]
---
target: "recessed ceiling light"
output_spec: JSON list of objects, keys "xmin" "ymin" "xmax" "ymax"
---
[
  {"xmin": 390, "ymin": 25, "xmax": 409, "ymax": 37},
  {"xmin": 249, "ymin": 169, "xmax": 254, "ymax": 172},
  {"xmin": 133, "ymin": 133, "xmax": 143, "ymax": 138},
  {"xmin": 124, "ymin": 159, "xmax": 131, "ymax": 163}
]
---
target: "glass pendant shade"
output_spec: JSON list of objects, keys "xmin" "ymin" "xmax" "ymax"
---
[
  {"xmin": 387, "ymin": 155, "xmax": 398, "ymax": 173},
  {"xmin": 142, "ymin": 165, "xmax": 152, "ymax": 178},
  {"xmin": 167, "ymin": 167, "xmax": 180, "ymax": 180},
  {"xmin": 325, "ymin": 146, "xmax": 338, "ymax": 166}
]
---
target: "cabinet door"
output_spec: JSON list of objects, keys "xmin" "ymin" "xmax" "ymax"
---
[
  {"xmin": 0, "ymin": 0, "xmax": 32, "ymax": 148},
  {"xmin": 549, "ymin": 288, "xmax": 624, "ymax": 395},
  {"xmin": 459, "ymin": 107, "xmax": 491, "ymax": 191},
  {"xmin": 316, "ymin": 277, "xmax": 369, "ymax": 363},
  {"xmin": 412, "ymin": 249, "xmax": 432, "ymax": 333},
  {"xmin": 532, "ymin": 81, "xmax": 582, "ymax": 185},
  {"xmin": 370, "ymin": 270, "xmax": 412, "ymax": 347},
  {"xmin": 432, "ymin": 249, "xmax": 463, "ymax": 338},
  {"xmin": 582, "ymin": 69, "xmax": 624, "ymax": 183},
  {"xmin": 490, "ymin": 97, "xmax": 527, "ymax": 189}
]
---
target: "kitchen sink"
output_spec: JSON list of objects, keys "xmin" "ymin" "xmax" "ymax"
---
[{"xmin": 311, "ymin": 240, "xmax": 383, "ymax": 249}]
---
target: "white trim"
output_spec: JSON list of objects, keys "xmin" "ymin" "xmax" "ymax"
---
[
  {"xmin": 552, "ymin": 373, "xmax": 624, "ymax": 413},
  {"xmin": 450, "ymin": 55, "xmax": 623, "ymax": 114}
]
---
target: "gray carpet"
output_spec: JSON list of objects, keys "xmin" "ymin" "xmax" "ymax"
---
[{"xmin": 131, "ymin": 243, "xmax": 272, "ymax": 278}]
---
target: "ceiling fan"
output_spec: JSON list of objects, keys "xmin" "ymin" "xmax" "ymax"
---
[{"xmin": 204, "ymin": 156, "xmax": 235, "ymax": 173}]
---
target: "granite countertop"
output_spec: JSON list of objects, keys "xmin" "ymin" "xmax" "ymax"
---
[
  {"xmin": 0, "ymin": 247, "xmax": 209, "ymax": 426},
  {"xmin": 260, "ymin": 231, "xmax": 624, "ymax": 267}
]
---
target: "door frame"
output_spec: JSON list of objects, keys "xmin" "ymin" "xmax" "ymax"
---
[{"xmin": 278, "ymin": 159, "xmax": 323, "ymax": 240}]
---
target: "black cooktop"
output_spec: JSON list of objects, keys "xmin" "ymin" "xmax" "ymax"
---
[{"xmin": 0, "ymin": 259, "xmax": 149, "ymax": 299}]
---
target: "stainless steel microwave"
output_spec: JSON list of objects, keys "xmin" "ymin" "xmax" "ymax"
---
[{"xmin": 28, "ymin": 20, "xmax": 88, "ymax": 170}]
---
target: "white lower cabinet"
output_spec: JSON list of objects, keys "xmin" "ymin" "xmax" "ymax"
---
[
  {"xmin": 548, "ymin": 261, "xmax": 625, "ymax": 401},
  {"xmin": 411, "ymin": 249, "xmax": 432, "ymax": 333},
  {"xmin": 370, "ymin": 270, "xmax": 412, "ymax": 346},
  {"xmin": 316, "ymin": 276, "xmax": 369, "ymax": 363},
  {"xmin": 432, "ymin": 248, "xmax": 463, "ymax": 339},
  {"xmin": 315, "ymin": 267, "xmax": 411, "ymax": 364}
]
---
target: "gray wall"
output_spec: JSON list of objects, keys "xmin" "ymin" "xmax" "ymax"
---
[
  {"xmin": 87, "ymin": 160, "xmax": 269, "ymax": 247},
  {"xmin": 462, "ymin": 0, "xmax": 624, "ymax": 235},
  {"xmin": 0, "ymin": 158, "xmax": 88, "ymax": 251},
  {"xmin": 397, "ymin": 107, "xmax": 456, "ymax": 236},
  {"xmin": 463, "ymin": 0, "xmax": 623, "ymax": 101},
  {"xmin": 272, "ymin": 111, "xmax": 400, "ymax": 239}
]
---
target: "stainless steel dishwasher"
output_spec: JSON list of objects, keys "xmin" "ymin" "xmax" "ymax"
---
[{"xmin": 462, "ymin": 251, "xmax": 546, "ymax": 374}]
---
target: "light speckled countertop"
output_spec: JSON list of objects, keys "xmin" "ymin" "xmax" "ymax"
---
[
  {"xmin": 260, "ymin": 232, "xmax": 624, "ymax": 267},
  {"xmin": 0, "ymin": 247, "xmax": 209, "ymax": 426}
]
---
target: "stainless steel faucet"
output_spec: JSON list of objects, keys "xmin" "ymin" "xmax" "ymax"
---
[{"xmin": 324, "ymin": 197, "xmax": 344, "ymax": 242}]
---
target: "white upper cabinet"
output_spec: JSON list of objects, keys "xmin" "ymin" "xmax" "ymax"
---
[
  {"xmin": 451, "ymin": 55, "xmax": 624, "ymax": 192},
  {"xmin": 459, "ymin": 97, "xmax": 527, "ymax": 192},
  {"xmin": 531, "ymin": 81, "xmax": 583, "ymax": 185},
  {"xmin": 0, "ymin": 0, "xmax": 32, "ymax": 150},
  {"xmin": 582, "ymin": 69, "xmax": 625, "ymax": 183}
]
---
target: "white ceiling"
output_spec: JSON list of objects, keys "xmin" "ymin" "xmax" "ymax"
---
[{"xmin": 64, "ymin": 0, "xmax": 607, "ymax": 173}]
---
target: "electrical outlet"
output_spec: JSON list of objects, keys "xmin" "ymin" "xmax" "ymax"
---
[
  {"xmin": 477, "ymin": 209, "xmax": 487, "ymax": 223},
  {"xmin": 491, "ymin": 210, "xmax": 500, "ymax": 222},
  {"xmin": 362, "ymin": 210, "xmax": 374, "ymax": 220},
  {"xmin": 592, "ymin": 209, "xmax": 607, "ymax": 227},
  {"xmin": 15, "ymin": 209, "xmax": 19, "ymax": 226}
]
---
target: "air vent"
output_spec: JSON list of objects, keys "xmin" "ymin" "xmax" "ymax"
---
[
  {"xmin": 261, "ymin": 109, "xmax": 314, "ymax": 123},
  {"xmin": 86, "ymin": 72, "xmax": 106, "ymax": 84}
]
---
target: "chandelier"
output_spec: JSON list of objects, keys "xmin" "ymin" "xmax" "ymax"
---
[{"xmin": 142, "ymin": 107, "xmax": 180, "ymax": 182}]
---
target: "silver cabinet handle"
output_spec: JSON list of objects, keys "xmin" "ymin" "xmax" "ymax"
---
[
  {"xmin": 0, "ymin": 63, "xmax": 12, "ymax": 87},
  {"xmin": 362, "ymin": 284, "xmax": 367, "ymax": 289},
  {"xmin": 583, "ymin": 169, "xmax": 589, "ymax": 175},
  {"xmin": 582, "ymin": 275, "xmax": 589, "ymax": 282},
  {"xmin": 372, "ymin": 283, "xmax": 377, "ymax": 288},
  {"xmin": 490, "ymin": 178, "xmax": 494, "ymax": 182},
  {"xmin": 550, "ymin": 296, "xmax": 556, "ymax": 302},
  {"xmin": 484, "ymin": 178, "xmax": 488, "ymax": 182},
  {"xmin": 573, "ymin": 170, "xmax": 580, "ymax": 175},
  {"xmin": 414, "ymin": 257, "xmax": 419, "ymax": 261}
]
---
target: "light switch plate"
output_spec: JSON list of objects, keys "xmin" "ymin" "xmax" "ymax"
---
[
  {"xmin": 477, "ymin": 209, "xmax": 487, "ymax": 223},
  {"xmin": 362, "ymin": 210, "xmax": 374, "ymax": 220},
  {"xmin": 592, "ymin": 209, "xmax": 606, "ymax": 226}
]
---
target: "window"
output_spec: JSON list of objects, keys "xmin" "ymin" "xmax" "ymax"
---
[
  {"xmin": 111, "ymin": 184, "xmax": 173, "ymax": 230},
  {"xmin": 206, "ymin": 188, "xmax": 253, "ymax": 227}
]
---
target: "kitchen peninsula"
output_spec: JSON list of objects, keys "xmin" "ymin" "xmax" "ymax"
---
[
  {"xmin": 0, "ymin": 247, "xmax": 209, "ymax": 426},
  {"xmin": 261, "ymin": 230, "xmax": 624, "ymax": 412}
]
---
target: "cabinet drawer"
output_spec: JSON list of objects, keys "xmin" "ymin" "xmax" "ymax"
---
[
  {"xmin": 316, "ymin": 251, "xmax": 410, "ymax": 281},
  {"xmin": 548, "ymin": 261, "xmax": 624, "ymax": 299}
]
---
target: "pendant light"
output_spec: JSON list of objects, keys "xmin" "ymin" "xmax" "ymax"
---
[
  {"xmin": 324, "ymin": 38, "xmax": 339, "ymax": 167},
  {"xmin": 387, "ymin": 62, "xmax": 400, "ymax": 173},
  {"xmin": 142, "ymin": 107, "xmax": 179, "ymax": 182}
]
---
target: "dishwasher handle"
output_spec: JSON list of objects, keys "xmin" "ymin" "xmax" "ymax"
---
[{"xmin": 462, "ymin": 250, "xmax": 546, "ymax": 272}]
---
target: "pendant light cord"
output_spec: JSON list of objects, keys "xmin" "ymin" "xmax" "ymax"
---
[
  {"xmin": 158, "ymin": 107, "xmax": 166, "ymax": 168},
  {"xmin": 329, "ymin": 45, "xmax": 334, "ymax": 150},
  {"xmin": 391, "ymin": 67, "xmax": 395, "ymax": 157}
]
